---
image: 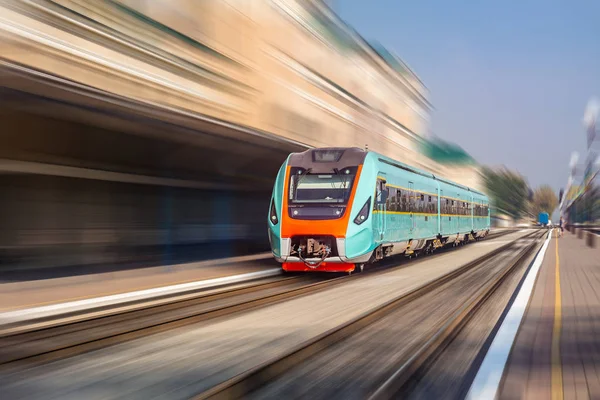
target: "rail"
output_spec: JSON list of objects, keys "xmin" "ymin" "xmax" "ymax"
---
[
  {"xmin": 0, "ymin": 227, "xmax": 518, "ymax": 374},
  {"xmin": 194, "ymin": 230, "xmax": 541, "ymax": 399},
  {"xmin": 369, "ymin": 229, "xmax": 547, "ymax": 398}
]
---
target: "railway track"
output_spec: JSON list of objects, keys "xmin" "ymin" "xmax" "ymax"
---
[
  {"xmin": 369, "ymin": 230, "xmax": 548, "ymax": 399},
  {"xmin": 0, "ymin": 228, "xmax": 519, "ymax": 373},
  {"xmin": 194, "ymin": 230, "xmax": 546, "ymax": 399},
  {"xmin": 0, "ymin": 274, "xmax": 342, "ymax": 371}
]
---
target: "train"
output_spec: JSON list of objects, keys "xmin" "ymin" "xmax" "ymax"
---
[
  {"xmin": 538, "ymin": 212, "xmax": 549, "ymax": 227},
  {"xmin": 268, "ymin": 147, "xmax": 491, "ymax": 273}
]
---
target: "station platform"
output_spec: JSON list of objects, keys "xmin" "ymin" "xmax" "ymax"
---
[
  {"xmin": 0, "ymin": 253, "xmax": 277, "ymax": 312},
  {"xmin": 0, "ymin": 229, "xmax": 515, "ymax": 316},
  {"xmin": 497, "ymin": 229, "xmax": 600, "ymax": 399}
]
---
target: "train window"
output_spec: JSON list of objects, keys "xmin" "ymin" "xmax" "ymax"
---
[
  {"xmin": 411, "ymin": 193, "xmax": 416, "ymax": 212},
  {"xmin": 388, "ymin": 187, "xmax": 396, "ymax": 211},
  {"xmin": 397, "ymin": 191, "xmax": 403, "ymax": 212},
  {"xmin": 421, "ymin": 194, "xmax": 425, "ymax": 201},
  {"xmin": 373, "ymin": 179, "xmax": 386, "ymax": 211},
  {"xmin": 428, "ymin": 195, "xmax": 432, "ymax": 202}
]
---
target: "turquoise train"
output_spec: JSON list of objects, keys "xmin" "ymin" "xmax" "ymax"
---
[{"xmin": 268, "ymin": 147, "xmax": 490, "ymax": 273}]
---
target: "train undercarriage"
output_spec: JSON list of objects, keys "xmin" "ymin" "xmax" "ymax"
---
[{"xmin": 282, "ymin": 229, "xmax": 490, "ymax": 274}]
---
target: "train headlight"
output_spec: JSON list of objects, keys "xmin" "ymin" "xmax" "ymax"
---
[
  {"xmin": 269, "ymin": 199, "xmax": 278, "ymax": 225},
  {"xmin": 354, "ymin": 197, "xmax": 371, "ymax": 225}
]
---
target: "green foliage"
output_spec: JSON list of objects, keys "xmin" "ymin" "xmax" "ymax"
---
[
  {"xmin": 421, "ymin": 139, "xmax": 475, "ymax": 165},
  {"xmin": 530, "ymin": 185, "xmax": 559, "ymax": 217},
  {"xmin": 482, "ymin": 167, "xmax": 529, "ymax": 220}
]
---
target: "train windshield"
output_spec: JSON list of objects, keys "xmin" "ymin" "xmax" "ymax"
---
[{"xmin": 289, "ymin": 170, "xmax": 356, "ymax": 205}]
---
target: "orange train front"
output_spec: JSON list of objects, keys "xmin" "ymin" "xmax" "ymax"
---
[{"xmin": 268, "ymin": 147, "xmax": 490, "ymax": 273}]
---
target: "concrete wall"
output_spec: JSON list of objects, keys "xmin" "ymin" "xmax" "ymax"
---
[{"xmin": 0, "ymin": 174, "xmax": 270, "ymax": 272}]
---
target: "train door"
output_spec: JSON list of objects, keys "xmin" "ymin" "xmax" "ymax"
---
[
  {"xmin": 408, "ymin": 181, "xmax": 415, "ymax": 235},
  {"xmin": 455, "ymin": 194, "xmax": 461, "ymax": 233},
  {"xmin": 436, "ymin": 187, "xmax": 441, "ymax": 235},
  {"xmin": 375, "ymin": 178, "xmax": 388, "ymax": 242},
  {"xmin": 469, "ymin": 193, "xmax": 474, "ymax": 231},
  {"xmin": 440, "ymin": 189, "xmax": 445, "ymax": 233}
]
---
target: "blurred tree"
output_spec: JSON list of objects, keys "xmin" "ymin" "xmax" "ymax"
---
[
  {"xmin": 482, "ymin": 167, "xmax": 529, "ymax": 220},
  {"xmin": 530, "ymin": 185, "xmax": 558, "ymax": 217},
  {"xmin": 583, "ymin": 184, "xmax": 600, "ymax": 222}
]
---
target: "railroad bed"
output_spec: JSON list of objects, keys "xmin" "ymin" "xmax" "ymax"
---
[
  {"xmin": 0, "ymin": 229, "xmax": 535, "ymax": 399},
  {"xmin": 202, "ymin": 230, "xmax": 547, "ymax": 399}
]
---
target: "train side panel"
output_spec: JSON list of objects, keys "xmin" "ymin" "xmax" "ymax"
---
[
  {"xmin": 344, "ymin": 154, "xmax": 378, "ymax": 261},
  {"xmin": 471, "ymin": 192, "xmax": 490, "ymax": 235},
  {"xmin": 370, "ymin": 155, "xmax": 438, "ymax": 248},
  {"xmin": 408, "ymin": 173, "xmax": 439, "ymax": 241},
  {"xmin": 267, "ymin": 158, "xmax": 289, "ymax": 260}
]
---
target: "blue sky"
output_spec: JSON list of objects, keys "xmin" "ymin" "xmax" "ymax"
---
[{"xmin": 335, "ymin": 0, "xmax": 600, "ymax": 192}]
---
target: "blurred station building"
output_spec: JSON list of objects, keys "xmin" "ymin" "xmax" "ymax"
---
[{"xmin": 0, "ymin": 0, "xmax": 482, "ymax": 272}]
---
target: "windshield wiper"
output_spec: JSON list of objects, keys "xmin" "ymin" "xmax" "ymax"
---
[
  {"xmin": 292, "ymin": 168, "xmax": 311, "ymax": 200},
  {"xmin": 333, "ymin": 167, "xmax": 351, "ymax": 200}
]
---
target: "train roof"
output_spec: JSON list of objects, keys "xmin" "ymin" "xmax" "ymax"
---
[
  {"xmin": 288, "ymin": 147, "xmax": 487, "ymax": 198},
  {"xmin": 287, "ymin": 147, "xmax": 368, "ymax": 168},
  {"xmin": 369, "ymin": 151, "xmax": 487, "ymax": 197}
]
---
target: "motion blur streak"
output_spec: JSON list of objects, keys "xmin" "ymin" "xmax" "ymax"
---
[{"xmin": 0, "ymin": 0, "xmax": 483, "ymax": 276}]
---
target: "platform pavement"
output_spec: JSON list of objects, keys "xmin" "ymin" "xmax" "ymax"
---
[
  {"xmin": 500, "ymin": 229, "xmax": 600, "ymax": 399},
  {"xmin": 0, "ymin": 229, "xmax": 516, "ymax": 314},
  {"xmin": 0, "ymin": 253, "xmax": 276, "ymax": 312},
  {"xmin": 0, "ymin": 230, "xmax": 536, "ymax": 399}
]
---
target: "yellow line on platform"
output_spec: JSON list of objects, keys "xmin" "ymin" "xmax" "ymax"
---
[{"xmin": 552, "ymin": 229, "xmax": 563, "ymax": 400}]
